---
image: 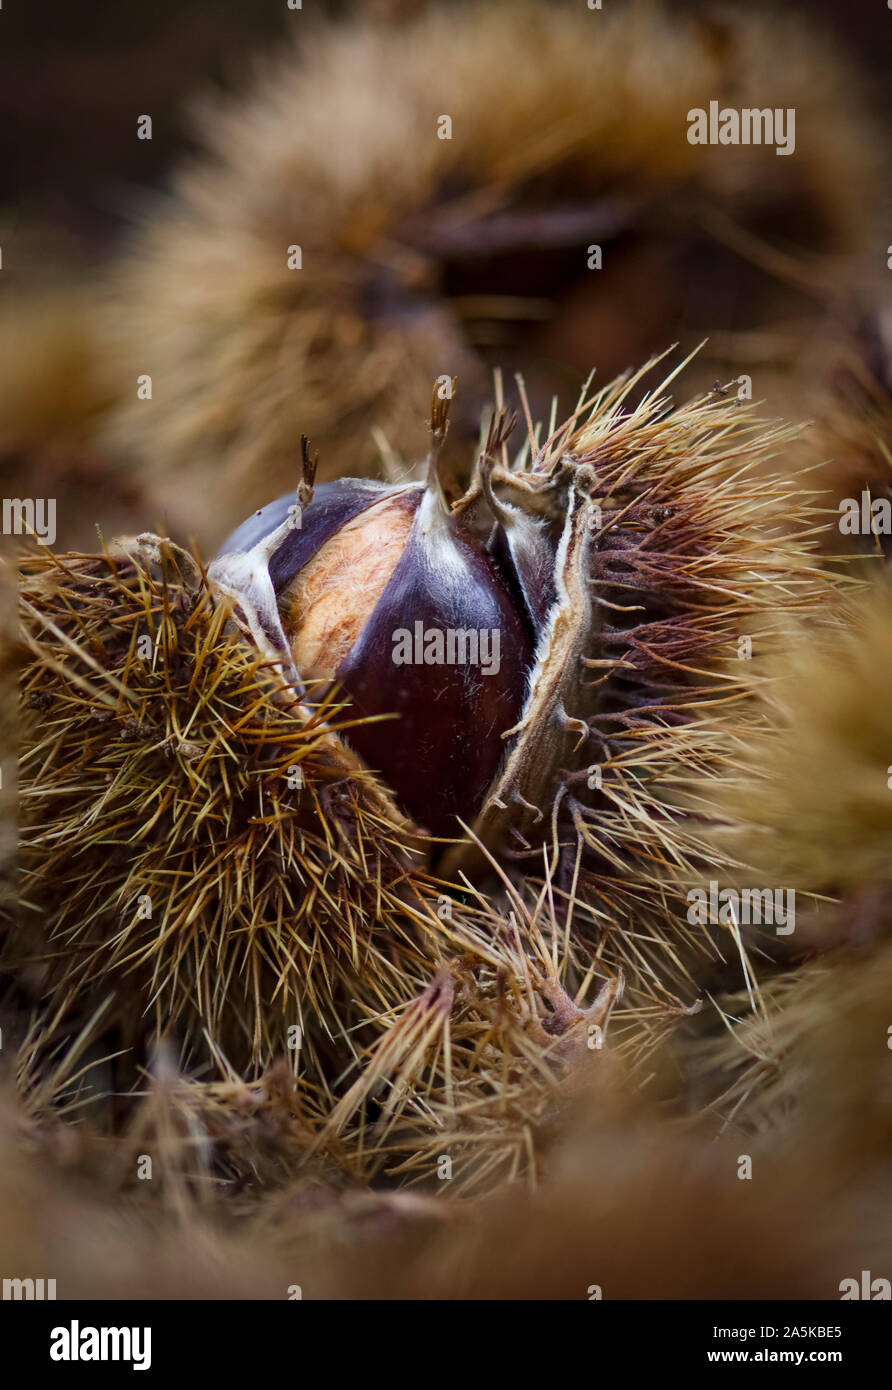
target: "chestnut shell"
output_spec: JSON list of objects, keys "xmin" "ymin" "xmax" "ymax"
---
[{"xmin": 219, "ymin": 476, "xmax": 536, "ymax": 837}]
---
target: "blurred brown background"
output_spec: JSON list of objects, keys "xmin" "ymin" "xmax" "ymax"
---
[
  {"xmin": 2, "ymin": 0, "xmax": 889, "ymax": 259},
  {"xmin": 2, "ymin": 0, "xmax": 890, "ymax": 551}
]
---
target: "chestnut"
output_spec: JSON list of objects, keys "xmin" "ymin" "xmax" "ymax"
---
[{"xmin": 211, "ymin": 389, "xmax": 595, "ymax": 844}]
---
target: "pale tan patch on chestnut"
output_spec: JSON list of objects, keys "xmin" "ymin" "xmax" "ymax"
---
[{"xmin": 281, "ymin": 496, "xmax": 415, "ymax": 678}]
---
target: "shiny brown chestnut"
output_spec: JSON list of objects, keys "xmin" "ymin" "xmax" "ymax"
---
[{"xmin": 209, "ymin": 389, "xmax": 598, "ymax": 844}]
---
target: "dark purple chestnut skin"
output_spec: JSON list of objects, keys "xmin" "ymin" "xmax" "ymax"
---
[
  {"xmin": 217, "ymin": 477, "xmax": 537, "ymax": 838},
  {"xmin": 333, "ymin": 490, "xmax": 534, "ymax": 837}
]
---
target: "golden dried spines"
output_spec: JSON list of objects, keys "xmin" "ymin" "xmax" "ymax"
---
[
  {"xmin": 17, "ymin": 536, "xmax": 633, "ymax": 1154},
  {"xmin": 211, "ymin": 362, "xmax": 835, "ymax": 1102},
  {"xmin": 15, "ymin": 357, "xmax": 838, "ymax": 1196},
  {"xmin": 18, "ymin": 541, "xmax": 435, "ymax": 1069},
  {"xmin": 459, "ymin": 360, "xmax": 829, "ymax": 892}
]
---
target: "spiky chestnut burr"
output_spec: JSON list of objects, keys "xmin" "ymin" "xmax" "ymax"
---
[
  {"xmin": 14, "ymin": 527, "xmax": 623, "ymax": 1129},
  {"xmin": 15, "ymin": 536, "xmax": 435, "ymax": 1070},
  {"xmin": 214, "ymin": 359, "xmax": 828, "ymax": 895},
  {"xmin": 15, "ymin": 359, "xmax": 828, "ymax": 1124}
]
